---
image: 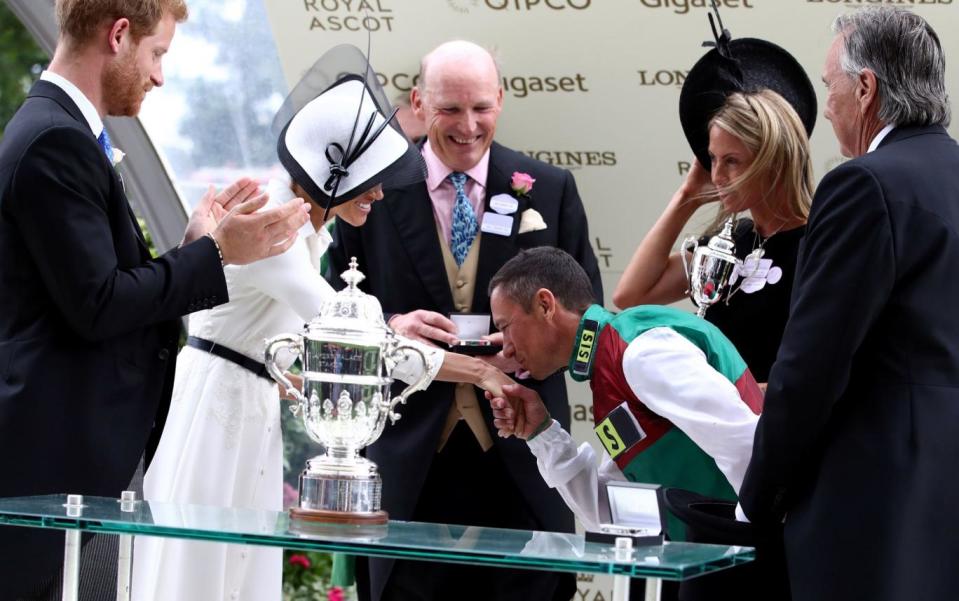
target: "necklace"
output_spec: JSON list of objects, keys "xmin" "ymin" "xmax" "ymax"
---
[
  {"xmin": 724, "ymin": 222, "xmax": 783, "ymax": 304},
  {"xmin": 746, "ymin": 224, "xmax": 783, "ymax": 261}
]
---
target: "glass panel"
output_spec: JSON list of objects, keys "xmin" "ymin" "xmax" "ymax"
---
[
  {"xmin": 137, "ymin": 0, "xmax": 287, "ymax": 212},
  {"xmin": 0, "ymin": 495, "xmax": 753, "ymax": 580}
]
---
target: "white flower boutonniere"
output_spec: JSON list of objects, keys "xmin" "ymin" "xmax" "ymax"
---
[
  {"xmin": 111, "ymin": 147, "xmax": 125, "ymax": 168},
  {"xmin": 518, "ymin": 207, "xmax": 547, "ymax": 234}
]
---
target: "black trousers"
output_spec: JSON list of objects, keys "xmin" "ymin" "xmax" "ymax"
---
[{"xmin": 368, "ymin": 422, "xmax": 575, "ymax": 601}]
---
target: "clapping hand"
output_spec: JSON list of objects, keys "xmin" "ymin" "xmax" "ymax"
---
[
  {"xmin": 183, "ymin": 176, "xmax": 312, "ymax": 265},
  {"xmin": 183, "ymin": 178, "xmax": 263, "ymax": 246}
]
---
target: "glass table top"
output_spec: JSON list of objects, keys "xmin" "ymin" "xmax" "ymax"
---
[{"xmin": 0, "ymin": 495, "xmax": 753, "ymax": 580}]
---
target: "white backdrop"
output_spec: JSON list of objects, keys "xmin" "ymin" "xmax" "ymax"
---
[{"xmin": 262, "ymin": 2, "xmax": 958, "ymax": 597}]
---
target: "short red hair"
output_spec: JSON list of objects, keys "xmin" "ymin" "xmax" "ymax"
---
[{"xmin": 55, "ymin": 0, "xmax": 188, "ymax": 44}]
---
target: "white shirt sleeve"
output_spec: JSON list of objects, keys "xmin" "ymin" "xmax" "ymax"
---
[
  {"xmin": 242, "ymin": 235, "xmax": 333, "ymax": 323},
  {"xmin": 622, "ymin": 327, "xmax": 758, "ymax": 495},
  {"xmin": 386, "ymin": 336, "xmax": 444, "ymax": 387},
  {"xmin": 527, "ymin": 420, "xmax": 626, "ymax": 532}
]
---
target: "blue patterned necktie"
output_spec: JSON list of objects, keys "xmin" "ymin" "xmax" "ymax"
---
[
  {"xmin": 449, "ymin": 171, "xmax": 478, "ymax": 266},
  {"xmin": 97, "ymin": 129, "xmax": 113, "ymax": 161}
]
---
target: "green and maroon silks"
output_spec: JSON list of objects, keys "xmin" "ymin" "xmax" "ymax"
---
[{"xmin": 568, "ymin": 305, "xmax": 762, "ymax": 505}]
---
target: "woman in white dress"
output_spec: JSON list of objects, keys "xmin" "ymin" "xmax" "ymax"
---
[{"xmin": 132, "ymin": 45, "xmax": 511, "ymax": 601}]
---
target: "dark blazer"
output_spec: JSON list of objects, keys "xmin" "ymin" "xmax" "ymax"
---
[
  {"xmin": 327, "ymin": 141, "xmax": 603, "ymax": 601},
  {"xmin": 740, "ymin": 125, "xmax": 959, "ymax": 601},
  {"xmin": 0, "ymin": 80, "xmax": 227, "ymax": 599}
]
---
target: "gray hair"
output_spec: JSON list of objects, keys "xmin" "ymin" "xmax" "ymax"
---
[{"xmin": 833, "ymin": 7, "xmax": 950, "ymax": 127}]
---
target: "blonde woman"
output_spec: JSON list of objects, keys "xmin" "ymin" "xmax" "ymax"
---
[{"xmin": 614, "ymin": 89, "xmax": 813, "ymax": 383}]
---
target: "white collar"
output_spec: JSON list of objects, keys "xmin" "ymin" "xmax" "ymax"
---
[
  {"xmin": 867, "ymin": 124, "xmax": 896, "ymax": 153},
  {"xmin": 40, "ymin": 70, "xmax": 104, "ymax": 137}
]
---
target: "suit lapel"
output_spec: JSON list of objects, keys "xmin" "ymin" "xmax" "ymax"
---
[
  {"xmin": 385, "ymin": 183, "xmax": 454, "ymax": 311},
  {"xmin": 29, "ymin": 81, "xmax": 150, "ymax": 256},
  {"xmin": 473, "ymin": 143, "xmax": 525, "ymax": 312},
  {"xmin": 118, "ymin": 172, "xmax": 150, "ymax": 256}
]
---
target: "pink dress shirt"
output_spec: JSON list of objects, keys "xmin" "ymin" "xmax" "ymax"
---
[{"xmin": 422, "ymin": 140, "xmax": 489, "ymax": 248}]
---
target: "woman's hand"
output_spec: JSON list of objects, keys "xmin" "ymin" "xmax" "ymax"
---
[
  {"xmin": 475, "ymin": 363, "xmax": 514, "ymax": 399},
  {"xmin": 678, "ymin": 159, "xmax": 716, "ymax": 208}
]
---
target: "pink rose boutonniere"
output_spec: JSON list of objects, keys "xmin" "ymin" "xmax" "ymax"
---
[
  {"xmin": 510, "ymin": 171, "xmax": 547, "ymax": 234},
  {"xmin": 510, "ymin": 171, "xmax": 536, "ymax": 197}
]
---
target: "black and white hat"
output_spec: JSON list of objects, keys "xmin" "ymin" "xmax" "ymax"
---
[{"xmin": 273, "ymin": 44, "xmax": 425, "ymax": 218}]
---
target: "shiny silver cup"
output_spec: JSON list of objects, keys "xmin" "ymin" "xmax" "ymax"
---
[
  {"xmin": 681, "ymin": 217, "xmax": 741, "ymax": 318},
  {"xmin": 265, "ymin": 258, "xmax": 431, "ymax": 524}
]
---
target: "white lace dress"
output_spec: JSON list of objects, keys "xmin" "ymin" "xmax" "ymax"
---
[{"xmin": 132, "ymin": 177, "xmax": 441, "ymax": 601}]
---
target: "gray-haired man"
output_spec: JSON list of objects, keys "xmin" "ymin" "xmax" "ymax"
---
[{"xmin": 740, "ymin": 8, "xmax": 959, "ymax": 601}]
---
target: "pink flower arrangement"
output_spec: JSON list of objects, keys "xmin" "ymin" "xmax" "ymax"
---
[
  {"xmin": 327, "ymin": 586, "xmax": 345, "ymax": 601},
  {"xmin": 510, "ymin": 171, "xmax": 535, "ymax": 196},
  {"xmin": 288, "ymin": 554, "xmax": 311, "ymax": 569}
]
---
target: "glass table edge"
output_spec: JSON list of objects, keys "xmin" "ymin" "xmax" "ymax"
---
[{"xmin": 0, "ymin": 497, "xmax": 755, "ymax": 581}]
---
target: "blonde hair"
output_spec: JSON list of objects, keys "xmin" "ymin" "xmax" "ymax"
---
[
  {"xmin": 56, "ymin": 0, "xmax": 188, "ymax": 45},
  {"xmin": 703, "ymin": 90, "xmax": 814, "ymax": 234}
]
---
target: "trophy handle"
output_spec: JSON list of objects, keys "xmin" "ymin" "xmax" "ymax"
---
[
  {"xmin": 264, "ymin": 334, "xmax": 307, "ymax": 412},
  {"xmin": 384, "ymin": 343, "xmax": 432, "ymax": 425},
  {"xmin": 681, "ymin": 236, "xmax": 698, "ymax": 293}
]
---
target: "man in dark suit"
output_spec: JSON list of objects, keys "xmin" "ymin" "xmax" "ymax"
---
[
  {"xmin": 739, "ymin": 8, "xmax": 959, "ymax": 601},
  {"xmin": 327, "ymin": 40, "xmax": 602, "ymax": 601},
  {"xmin": 0, "ymin": 1, "xmax": 309, "ymax": 598}
]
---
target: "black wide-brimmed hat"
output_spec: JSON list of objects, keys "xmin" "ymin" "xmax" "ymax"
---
[
  {"xmin": 679, "ymin": 7, "xmax": 817, "ymax": 169},
  {"xmin": 662, "ymin": 487, "xmax": 790, "ymax": 601},
  {"xmin": 272, "ymin": 44, "xmax": 425, "ymax": 219}
]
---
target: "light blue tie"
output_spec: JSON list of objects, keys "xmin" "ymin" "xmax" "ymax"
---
[
  {"xmin": 449, "ymin": 172, "xmax": 478, "ymax": 267},
  {"xmin": 97, "ymin": 129, "xmax": 113, "ymax": 161}
]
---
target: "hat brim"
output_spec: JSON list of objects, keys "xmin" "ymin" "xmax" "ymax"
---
[
  {"xmin": 662, "ymin": 487, "xmax": 756, "ymax": 545},
  {"xmin": 679, "ymin": 38, "xmax": 817, "ymax": 170},
  {"xmin": 277, "ymin": 75, "xmax": 425, "ymax": 210}
]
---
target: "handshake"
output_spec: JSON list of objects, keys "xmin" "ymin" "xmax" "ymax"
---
[{"xmin": 485, "ymin": 384, "xmax": 553, "ymax": 441}]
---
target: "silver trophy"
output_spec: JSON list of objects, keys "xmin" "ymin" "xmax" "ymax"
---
[
  {"xmin": 265, "ymin": 258, "xmax": 431, "ymax": 524},
  {"xmin": 681, "ymin": 217, "xmax": 741, "ymax": 318}
]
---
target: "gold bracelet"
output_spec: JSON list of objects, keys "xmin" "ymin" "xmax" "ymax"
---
[{"xmin": 205, "ymin": 232, "xmax": 224, "ymax": 266}]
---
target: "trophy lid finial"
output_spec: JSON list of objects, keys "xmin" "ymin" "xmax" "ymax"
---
[
  {"xmin": 341, "ymin": 256, "xmax": 367, "ymax": 290},
  {"xmin": 708, "ymin": 217, "xmax": 738, "ymax": 255}
]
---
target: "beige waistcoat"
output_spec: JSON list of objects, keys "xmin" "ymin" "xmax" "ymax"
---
[{"xmin": 435, "ymin": 224, "xmax": 494, "ymax": 453}]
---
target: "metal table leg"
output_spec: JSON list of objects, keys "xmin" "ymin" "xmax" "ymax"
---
[
  {"xmin": 612, "ymin": 537, "xmax": 635, "ymax": 601},
  {"xmin": 644, "ymin": 577, "xmax": 662, "ymax": 601},
  {"xmin": 613, "ymin": 573, "xmax": 631, "ymax": 601},
  {"xmin": 61, "ymin": 495, "xmax": 84, "ymax": 601},
  {"xmin": 116, "ymin": 491, "xmax": 137, "ymax": 601}
]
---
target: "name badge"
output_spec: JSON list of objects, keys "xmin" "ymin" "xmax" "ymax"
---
[
  {"xmin": 594, "ymin": 402, "xmax": 646, "ymax": 460},
  {"xmin": 481, "ymin": 212, "xmax": 513, "ymax": 237},
  {"xmin": 489, "ymin": 193, "xmax": 519, "ymax": 215}
]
